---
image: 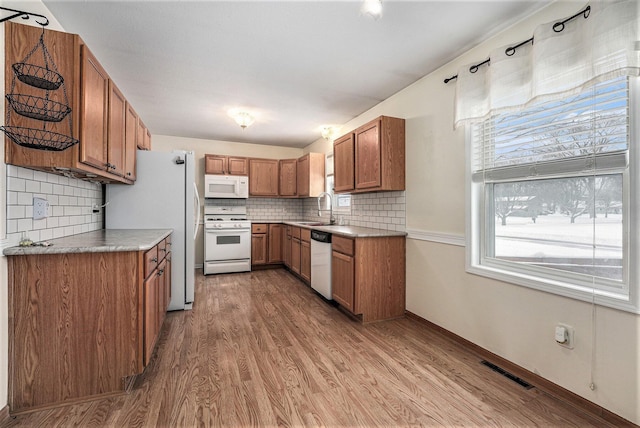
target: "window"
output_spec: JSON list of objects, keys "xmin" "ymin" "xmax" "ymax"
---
[
  {"xmin": 467, "ymin": 77, "xmax": 640, "ymax": 312},
  {"xmin": 325, "ymin": 153, "xmax": 351, "ymax": 213}
]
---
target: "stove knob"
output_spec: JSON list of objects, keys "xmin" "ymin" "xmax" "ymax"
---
[
  {"xmin": 216, "ymin": 224, "xmax": 222, "ymax": 228},
  {"xmin": 235, "ymin": 223, "xmax": 241, "ymax": 228}
]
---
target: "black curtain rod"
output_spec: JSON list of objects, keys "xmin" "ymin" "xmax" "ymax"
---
[
  {"xmin": 0, "ymin": 6, "xmax": 49, "ymax": 27},
  {"xmin": 443, "ymin": 5, "xmax": 591, "ymax": 84}
]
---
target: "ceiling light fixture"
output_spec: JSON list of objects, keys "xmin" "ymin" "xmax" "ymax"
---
[
  {"xmin": 321, "ymin": 126, "xmax": 335, "ymax": 141},
  {"xmin": 228, "ymin": 110, "xmax": 255, "ymax": 130},
  {"xmin": 361, "ymin": 0, "xmax": 383, "ymax": 20}
]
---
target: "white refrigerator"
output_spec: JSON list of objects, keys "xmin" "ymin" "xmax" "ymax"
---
[{"xmin": 105, "ymin": 150, "xmax": 199, "ymax": 311}]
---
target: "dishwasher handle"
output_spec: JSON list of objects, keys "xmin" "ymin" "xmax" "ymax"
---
[{"xmin": 311, "ymin": 230, "xmax": 332, "ymax": 243}]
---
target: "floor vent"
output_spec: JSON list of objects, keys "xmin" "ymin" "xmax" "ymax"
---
[{"xmin": 480, "ymin": 360, "xmax": 535, "ymax": 390}]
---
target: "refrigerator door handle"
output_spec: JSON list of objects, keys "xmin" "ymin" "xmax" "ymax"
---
[{"xmin": 193, "ymin": 181, "xmax": 201, "ymax": 241}]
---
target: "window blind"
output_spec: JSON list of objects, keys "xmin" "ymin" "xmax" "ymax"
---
[{"xmin": 472, "ymin": 78, "xmax": 629, "ymax": 182}]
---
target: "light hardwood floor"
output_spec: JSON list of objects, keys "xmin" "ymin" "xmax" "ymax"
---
[{"xmin": 2, "ymin": 269, "xmax": 621, "ymax": 427}]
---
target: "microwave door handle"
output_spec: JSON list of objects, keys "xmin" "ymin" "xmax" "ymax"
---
[{"xmin": 193, "ymin": 181, "xmax": 201, "ymax": 241}]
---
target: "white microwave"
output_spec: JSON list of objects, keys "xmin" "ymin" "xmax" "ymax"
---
[{"xmin": 204, "ymin": 174, "xmax": 249, "ymax": 198}]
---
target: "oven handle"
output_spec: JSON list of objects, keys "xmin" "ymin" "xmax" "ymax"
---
[{"xmin": 205, "ymin": 228, "xmax": 251, "ymax": 234}]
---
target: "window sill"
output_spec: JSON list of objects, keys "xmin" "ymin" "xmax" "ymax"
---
[{"xmin": 466, "ymin": 262, "xmax": 639, "ymax": 314}]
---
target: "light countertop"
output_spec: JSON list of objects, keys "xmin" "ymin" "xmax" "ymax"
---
[
  {"xmin": 3, "ymin": 229, "xmax": 172, "ymax": 256},
  {"xmin": 279, "ymin": 221, "xmax": 407, "ymax": 238}
]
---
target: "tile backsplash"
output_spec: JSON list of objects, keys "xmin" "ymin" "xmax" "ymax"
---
[
  {"xmin": 207, "ymin": 191, "xmax": 405, "ymax": 231},
  {"xmin": 5, "ymin": 166, "xmax": 103, "ymax": 245}
]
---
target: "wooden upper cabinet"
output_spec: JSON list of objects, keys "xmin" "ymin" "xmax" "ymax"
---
[
  {"xmin": 249, "ymin": 158, "xmax": 279, "ymax": 196},
  {"xmin": 124, "ymin": 103, "xmax": 138, "ymax": 181},
  {"xmin": 3, "ymin": 23, "xmax": 149, "ymax": 184},
  {"xmin": 335, "ymin": 116, "xmax": 405, "ymax": 194},
  {"xmin": 204, "ymin": 154, "xmax": 248, "ymax": 175},
  {"xmin": 107, "ymin": 81, "xmax": 126, "ymax": 177},
  {"xmin": 354, "ymin": 122, "xmax": 380, "ymax": 189},
  {"xmin": 137, "ymin": 119, "xmax": 149, "ymax": 150},
  {"xmin": 227, "ymin": 156, "xmax": 248, "ymax": 175},
  {"xmin": 297, "ymin": 153, "xmax": 325, "ymax": 197},
  {"xmin": 279, "ymin": 159, "xmax": 297, "ymax": 197},
  {"xmin": 333, "ymin": 133, "xmax": 355, "ymax": 193},
  {"xmin": 79, "ymin": 44, "xmax": 109, "ymax": 171}
]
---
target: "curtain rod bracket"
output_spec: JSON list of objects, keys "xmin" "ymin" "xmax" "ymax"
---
[{"xmin": 0, "ymin": 6, "xmax": 49, "ymax": 27}]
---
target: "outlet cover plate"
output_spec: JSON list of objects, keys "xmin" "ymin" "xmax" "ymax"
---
[{"xmin": 33, "ymin": 197, "xmax": 49, "ymax": 220}]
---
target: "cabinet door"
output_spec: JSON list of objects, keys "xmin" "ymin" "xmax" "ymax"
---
[
  {"xmin": 157, "ymin": 259, "xmax": 167, "ymax": 331},
  {"xmin": 333, "ymin": 133, "xmax": 355, "ymax": 192},
  {"xmin": 205, "ymin": 154, "xmax": 226, "ymax": 174},
  {"xmin": 249, "ymin": 159, "xmax": 279, "ymax": 196},
  {"xmin": 124, "ymin": 103, "xmax": 138, "ymax": 180},
  {"xmin": 144, "ymin": 272, "xmax": 159, "ymax": 366},
  {"xmin": 164, "ymin": 252, "xmax": 172, "ymax": 309},
  {"xmin": 291, "ymin": 238, "xmax": 301, "ymax": 275},
  {"xmin": 283, "ymin": 229, "xmax": 291, "ymax": 268},
  {"xmin": 136, "ymin": 120, "xmax": 151, "ymax": 150},
  {"xmin": 107, "ymin": 81, "xmax": 126, "ymax": 177},
  {"xmin": 251, "ymin": 233, "xmax": 267, "ymax": 265},
  {"xmin": 355, "ymin": 121, "xmax": 381, "ymax": 189},
  {"xmin": 279, "ymin": 159, "xmax": 297, "ymax": 197},
  {"xmin": 80, "ymin": 45, "xmax": 109, "ymax": 170},
  {"xmin": 300, "ymin": 240, "xmax": 311, "ymax": 283},
  {"xmin": 268, "ymin": 224, "xmax": 284, "ymax": 263},
  {"xmin": 296, "ymin": 155, "xmax": 310, "ymax": 197},
  {"xmin": 227, "ymin": 157, "xmax": 248, "ymax": 175},
  {"xmin": 332, "ymin": 251, "xmax": 355, "ymax": 311}
]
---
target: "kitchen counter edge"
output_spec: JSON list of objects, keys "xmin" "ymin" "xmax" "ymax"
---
[
  {"xmin": 280, "ymin": 221, "xmax": 407, "ymax": 238},
  {"xmin": 3, "ymin": 229, "xmax": 173, "ymax": 256}
]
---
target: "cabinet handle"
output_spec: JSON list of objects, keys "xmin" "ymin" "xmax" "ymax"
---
[
  {"xmin": 127, "ymin": 172, "xmax": 132, "ymax": 176},
  {"xmin": 159, "ymin": 248, "xmax": 166, "ymax": 253},
  {"xmin": 157, "ymin": 269, "xmax": 164, "ymax": 276},
  {"xmin": 151, "ymin": 257, "xmax": 158, "ymax": 263}
]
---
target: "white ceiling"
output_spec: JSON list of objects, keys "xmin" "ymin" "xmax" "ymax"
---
[{"xmin": 35, "ymin": 0, "xmax": 551, "ymax": 148}]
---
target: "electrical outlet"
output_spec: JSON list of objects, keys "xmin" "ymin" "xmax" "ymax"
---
[
  {"xmin": 555, "ymin": 323, "xmax": 575, "ymax": 349},
  {"xmin": 33, "ymin": 197, "xmax": 49, "ymax": 220}
]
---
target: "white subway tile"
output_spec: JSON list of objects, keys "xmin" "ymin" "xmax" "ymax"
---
[
  {"xmin": 7, "ymin": 191, "xmax": 17, "ymax": 205},
  {"xmin": 17, "ymin": 218, "xmax": 32, "ymax": 231},
  {"xmin": 7, "ymin": 205, "xmax": 25, "ymax": 219},
  {"xmin": 33, "ymin": 171, "xmax": 48, "ymax": 182},
  {"xmin": 7, "ymin": 220, "xmax": 17, "ymax": 234},
  {"xmin": 7, "ymin": 177, "xmax": 26, "ymax": 192},
  {"xmin": 40, "ymin": 182, "xmax": 53, "ymax": 194},
  {"xmin": 17, "ymin": 193, "xmax": 33, "ymax": 206},
  {"xmin": 47, "ymin": 217, "xmax": 60, "ymax": 228},
  {"xmin": 40, "ymin": 229, "xmax": 53, "ymax": 241},
  {"xmin": 17, "ymin": 168, "xmax": 34, "ymax": 180},
  {"xmin": 32, "ymin": 218, "xmax": 47, "ymax": 230},
  {"xmin": 25, "ymin": 206, "xmax": 33, "ymax": 218}
]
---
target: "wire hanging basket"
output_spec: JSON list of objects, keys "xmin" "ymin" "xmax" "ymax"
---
[
  {"xmin": 6, "ymin": 94, "xmax": 71, "ymax": 122},
  {"xmin": 0, "ymin": 125, "xmax": 78, "ymax": 151},
  {"xmin": 2, "ymin": 27, "xmax": 78, "ymax": 151},
  {"xmin": 11, "ymin": 63, "xmax": 63, "ymax": 90}
]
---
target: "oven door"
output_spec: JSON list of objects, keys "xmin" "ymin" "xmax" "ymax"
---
[{"xmin": 205, "ymin": 227, "xmax": 251, "ymax": 261}]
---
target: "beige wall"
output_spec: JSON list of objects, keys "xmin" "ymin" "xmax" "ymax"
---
[
  {"xmin": 152, "ymin": 135, "xmax": 303, "ymax": 266},
  {"xmin": 325, "ymin": 1, "xmax": 638, "ymax": 423}
]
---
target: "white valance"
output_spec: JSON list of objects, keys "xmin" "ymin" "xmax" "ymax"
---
[{"xmin": 454, "ymin": 0, "xmax": 640, "ymax": 128}]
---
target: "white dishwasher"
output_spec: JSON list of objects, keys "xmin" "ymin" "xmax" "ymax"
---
[{"xmin": 310, "ymin": 230, "xmax": 332, "ymax": 300}]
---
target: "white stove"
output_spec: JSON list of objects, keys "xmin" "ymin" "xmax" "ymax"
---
[{"xmin": 204, "ymin": 206, "xmax": 251, "ymax": 275}]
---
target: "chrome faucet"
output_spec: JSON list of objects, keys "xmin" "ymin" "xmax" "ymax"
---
[{"xmin": 317, "ymin": 192, "xmax": 335, "ymax": 224}]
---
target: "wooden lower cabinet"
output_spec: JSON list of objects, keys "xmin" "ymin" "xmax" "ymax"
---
[
  {"xmin": 268, "ymin": 224, "xmax": 284, "ymax": 263},
  {"xmin": 283, "ymin": 226, "xmax": 292, "ymax": 267},
  {"xmin": 251, "ymin": 228, "xmax": 268, "ymax": 266},
  {"xmin": 331, "ymin": 235, "xmax": 406, "ymax": 323},
  {"xmin": 291, "ymin": 230, "xmax": 301, "ymax": 275},
  {"xmin": 252, "ymin": 223, "xmax": 285, "ymax": 267},
  {"xmin": 331, "ymin": 250, "xmax": 355, "ymax": 311},
  {"xmin": 7, "ymin": 234, "xmax": 171, "ymax": 413},
  {"xmin": 300, "ymin": 229, "xmax": 311, "ymax": 283}
]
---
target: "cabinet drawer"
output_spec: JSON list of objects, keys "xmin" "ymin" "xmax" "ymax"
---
[
  {"xmin": 332, "ymin": 236, "xmax": 354, "ymax": 256},
  {"xmin": 144, "ymin": 246, "xmax": 159, "ymax": 278},
  {"xmin": 300, "ymin": 228, "xmax": 311, "ymax": 243},
  {"xmin": 165, "ymin": 236, "xmax": 172, "ymax": 253},
  {"xmin": 291, "ymin": 227, "xmax": 301, "ymax": 239},
  {"xmin": 252, "ymin": 223, "xmax": 267, "ymax": 233}
]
